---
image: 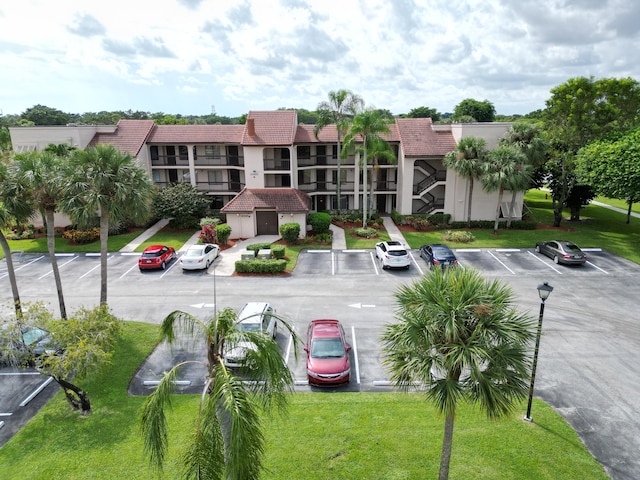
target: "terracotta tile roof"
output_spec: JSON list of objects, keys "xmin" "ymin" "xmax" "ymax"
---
[
  {"xmin": 148, "ymin": 124, "xmax": 244, "ymax": 144},
  {"xmin": 221, "ymin": 188, "xmax": 311, "ymax": 213},
  {"xmin": 242, "ymin": 111, "xmax": 297, "ymax": 146},
  {"xmin": 90, "ymin": 120, "xmax": 156, "ymax": 156},
  {"xmin": 395, "ymin": 118, "xmax": 456, "ymax": 156},
  {"xmin": 295, "ymin": 123, "xmax": 400, "ymax": 144}
]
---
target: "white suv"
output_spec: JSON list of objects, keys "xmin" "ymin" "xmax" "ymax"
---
[
  {"xmin": 223, "ymin": 302, "xmax": 277, "ymax": 368},
  {"xmin": 375, "ymin": 241, "xmax": 411, "ymax": 270}
]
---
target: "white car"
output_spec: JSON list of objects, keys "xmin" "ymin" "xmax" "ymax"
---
[
  {"xmin": 375, "ymin": 241, "xmax": 411, "ymax": 270},
  {"xmin": 223, "ymin": 302, "xmax": 278, "ymax": 368},
  {"xmin": 179, "ymin": 243, "xmax": 220, "ymax": 270}
]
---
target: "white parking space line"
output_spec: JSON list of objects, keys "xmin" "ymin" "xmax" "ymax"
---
[
  {"xmin": 488, "ymin": 251, "xmax": 516, "ymax": 274},
  {"xmin": 284, "ymin": 332, "xmax": 294, "ymax": 367},
  {"xmin": 586, "ymin": 261, "xmax": 609, "ymax": 274},
  {"xmin": 0, "ymin": 421, "xmax": 4, "ymax": 430},
  {"xmin": 496, "ymin": 248, "xmax": 521, "ymax": 252},
  {"xmin": 0, "ymin": 372, "xmax": 42, "ymax": 376},
  {"xmin": 410, "ymin": 252, "xmax": 424, "ymax": 275},
  {"xmin": 456, "ymin": 249, "xmax": 481, "ymax": 253},
  {"xmin": 119, "ymin": 263, "xmax": 140, "ymax": 279},
  {"xmin": 38, "ymin": 255, "xmax": 79, "ymax": 280},
  {"xmin": 527, "ymin": 251, "xmax": 563, "ymax": 274},
  {"xmin": 19, "ymin": 377, "xmax": 54, "ymax": 407},
  {"xmin": 0, "ymin": 255, "xmax": 45, "ymax": 279},
  {"xmin": 0, "ymin": 412, "xmax": 12, "ymax": 416},
  {"xmin": 160, "ymin": 257, "xmax": 181, "ymax": 278},
  {"xmin": 351, "ymin": 326, "xmax": 360, "ymax": 385},
  {"xmin": 79, "ymin": 255, "xmax": 114, "ymax": 279},
  {"xmin": 332, "ymin": 250, "xmax": 336, "ymax": 275},
  {"xmin": 370, "ymin": 251, "xmax": 380, "ymax": 275},
  {"xmin": 582, "ymin": 248, "xmax": 603, "ymax": 252}
]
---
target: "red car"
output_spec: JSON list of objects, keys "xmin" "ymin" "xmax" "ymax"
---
[
  {"xmin": 138, "ymin": 245, "xmax": 177, "ymax": 271},
  {"xmin": 305, "ymin": 319, "xmax": 351, "ymax": 386}
]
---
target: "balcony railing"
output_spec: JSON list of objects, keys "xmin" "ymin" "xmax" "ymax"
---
[
  {"xmin": 196, "ymin": 181, "xmax": 244, "ymax": 192},
  {"xmin": 263, "ymin": 159, "xmax": 291, "ymax": 170},
  {"xmin": 371, "ymin": 181, "xmax": 397, "ymax": 192},
  {"xmin": 151, "ymin": 155, "xmax": 190, "ymax": 166},
  {"xmin": 194, "ymin": 155, "xmax": 244, "ymax": 167},
  {"xmin": 297, "ymin": 155, "xmax": 356, "ymax": 166},
  {"xmin": 298, "ymin": 181, "xmax": 355, "ymax": 192}
]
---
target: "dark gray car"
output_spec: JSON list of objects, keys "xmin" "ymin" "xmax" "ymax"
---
[{"xmin": 534, "ymin": 240, "xmax": 587, "ymax": 265}]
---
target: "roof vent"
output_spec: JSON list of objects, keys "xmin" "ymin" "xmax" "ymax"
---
[{"xmin": 247, "ymin": 118, "xmax": 255, "ymax": 137}]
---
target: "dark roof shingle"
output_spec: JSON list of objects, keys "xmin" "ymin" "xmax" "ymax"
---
[
  {"xmin": 148, "ymin": 124, "xmax": 244, "ymax": 144},
  {"xmin": 242, "ymin": 111, "xmax": 297, "ymax": 146},
  {"xmin": 395, "ymin": 118, "xmax": 456, "ymax": 156},
  {"xmin": 221, "ymin": 188, "xmax": 311, "ymax": 213},
  {"xmin": 90, "ymin": 119, "xmax": 156, "ymax": 156}
]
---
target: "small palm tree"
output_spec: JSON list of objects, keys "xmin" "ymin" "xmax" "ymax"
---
[
  {"xmin": 140, "ymin": 307, "xmax": 299, "ymax": 480},
  {"xmin": 342, "ymin": 109, "xmax": 392, "ymax": 227},
  {"xmin": 443, "ymin": 137, "xmax": 487, "ymax": 228},
  {"xmin": 481, "ymin": 145, "xmax": 526, "ymax": 234},
  {"xmin": 63, "ymin": 144, "xmax": 153, "ymax": 304},
  {"xmin": 10, "ymin": 151, "xmax": 70, "ymax": 319},
  {"xmin": 382, "ymin": 268, "xmax": 536, "ymax": 480},
  {"xmin": 314, "ymin": 89, "xmax": 364, "ymax": 212}
]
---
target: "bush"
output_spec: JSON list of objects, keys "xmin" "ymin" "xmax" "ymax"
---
[
  {"xmin": 199, "ymin": 217, "xmax": 221, "ymax": 227},
  {"xmin": 62, "ymin": 228, "xmax": 101, "ymax": 244},
  {"xmin": 391, "ymin": 210, "xmax": 404, "ymax": 225},
  {"xmin": 315, "ymin": 232, "xmax": 332, "ymax": 244},
  {"xmin": 308, "ymin": 212, "xmax": 331, "ymax": 234},
  {"xmin": 234, "ymin": 259, "xmax": 287, "ymax": 274},
  {"xmin": 355, "ymin": 227, "xmax": 378, "ymax": 238},
  {"xmin": 279, "ymin": 223, "xmax": 300, "ymax": 244},
  {"xmin": 198, "ymin": 224, "xmax": 217, "ymax": 244},
  {"xmin": 216, "ymin": 224, "xmax": 232, "ymax": 245},
  {"xmin": 151, "ymin": 183, "xmax": 210, "ymax": 229},
  {"xmin": 271, "ymin": 244, "xmax": 285, "ymax": 259},
  {"xmin": 428, "ymin": 213, "xmax": 451, "ymax": 225},
  {"xmin": 246, "ymin": 242, "xmax": 272, "ymax": 253},
  {"xmin": 442, "ymin": 230, "xmax": 475, "ymax": 243}
]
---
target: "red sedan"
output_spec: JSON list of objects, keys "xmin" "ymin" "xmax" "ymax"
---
[
  {"xmin": 305, "ymin": 319, "xmax": 351, "ymax": 386},
  {"xmin": 138, "ymin": 245, "xmax": 177, "ymax": 271}
]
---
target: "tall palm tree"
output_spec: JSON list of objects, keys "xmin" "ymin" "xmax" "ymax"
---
[
  {"xmin": 63, "ymin": 144, "xmax": 153, "ymax": 304},
  {"xmin": 358, "ymin": 136, "xmax": 396, "ymax": 216},
  {"xmin": 140, "ymin": 306, "xmax": 299, "ymax": 480},
  {"xmin": 10, "ymin": 151, "xmax": 69, "ymax": 319},
  {"xmin": 342, "ymin": 109, "xmax": 392, "ymax": 227},
  {"xmin": 382, "ymin": 268, "xmax": 536, "ymax": 480},
  {"xmin": 0, "ymin": 162, "xmax": 34, "ymax": 319},
  {"xmin": 500, "ymin": 123, "xmax": 548, "ymax": 227},
  {"xmin": 443, "ymin": 137, "xmax": 487, "ymax": 228},
  {"xmin": 481, "ymin": 145, "xmax": 526, "ymax": 234},
  {"xmin": 314, "ymin": 89, "xmax": 363, "ymax": 213}
]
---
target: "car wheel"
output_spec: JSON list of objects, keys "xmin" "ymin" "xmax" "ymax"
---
[
  {"xmin": 535, "ymin": 245, "xmax": 540, "ymax": 253},
  {"xmin": 381, "ymin": 259, "xmax": 387, "ymax": 270},
  {"xmin": 273, "ymin": 325, "xmax": 277, "ymax": 339},
  {"xmin": 161, "ymin": 261, "xmax": 166, "ymax": 270},
  {"xmin": 205, "ymin": 260, "xmax": 210, "ymax": 269},
  {"xmin": 553, "ymin": 256, "xmax": 559, "ymax": 264},
  {"xmin": 405, "ymin": 265, "xmax": 410, "ymax": 270}
]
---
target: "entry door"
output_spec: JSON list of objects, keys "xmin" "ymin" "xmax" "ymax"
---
[{"xmin": 256, "ymin": 211, "xmax": 279, "ymax": 235}]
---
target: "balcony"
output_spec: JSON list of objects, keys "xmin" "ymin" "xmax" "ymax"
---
[
  {"xmin": 298, "ymin": 181, "xmax": 355, "ymax": 193},
  {"xmin": 194, "ymin": 155, "xmax": 244, "ymax": 167},
  {"xmin": 196, "ymin": 181, "xmax": 244, "ymax": 193},
  {"xmin": 263, "ymin": 159, "xmax": 291, "ymax": 170},
  {"xmin": 151, "ymin": 155, "xmax": 190, "ymax": 167}
]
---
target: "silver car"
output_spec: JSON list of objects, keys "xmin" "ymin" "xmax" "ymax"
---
[
  {"xmin": 223, "ymin": 302, "xmax": 277, "ymax": 368},
  {"xmin": 535, "ymin": 240, "xmax": 587, "ymax": 265},
  {"xmin": 375, "ymin": 241, "xmax": 411, "ymax": 270},
  {"xmin": 179, "ymin": 243, "xmax": 220, "ymax": 270}
]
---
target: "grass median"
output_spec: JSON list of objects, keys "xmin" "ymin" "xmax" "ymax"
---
[{"xmin": 0, "ymin": 321, "xmax": 608, "ymax": 480}]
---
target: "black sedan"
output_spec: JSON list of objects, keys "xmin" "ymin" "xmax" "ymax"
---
[
  {"xmin": 419, "ymin": 244, "xmax": 458, "ymax": 270},
  {"xmin": 535, "ymin": 240, "xmax": 587, "ymax": 265}
]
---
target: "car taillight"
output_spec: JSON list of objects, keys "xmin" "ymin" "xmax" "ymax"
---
[
  {"xmin": 433, "ymin": 259, "xmax": 440, "ymax": 264},
  {"xmin": 563, "ymin": 254, "xmax": 570, "ymax": 258}
]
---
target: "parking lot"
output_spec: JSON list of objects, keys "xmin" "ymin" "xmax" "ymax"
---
[{"xmin": 2, "ymin": 246, "xmax": 640, "ymax": 479}]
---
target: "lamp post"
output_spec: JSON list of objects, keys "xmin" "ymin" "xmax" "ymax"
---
[{"xmin": 524, "ymin": 282, "xmax": 554, "ymax": 422}]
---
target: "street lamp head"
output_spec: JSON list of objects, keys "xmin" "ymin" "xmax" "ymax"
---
[{"xmin": 537, "ymin": 282, "xmax": 554, "ymax": 302}]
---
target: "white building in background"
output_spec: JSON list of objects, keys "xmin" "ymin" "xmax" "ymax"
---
[{"xmin": 9, "ymin": 111, "xmax": 518, "ymax": 238}]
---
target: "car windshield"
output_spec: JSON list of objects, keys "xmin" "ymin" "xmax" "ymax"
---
[
  {"xmin": 388, "ymin": 250, "xmax": 407, "ymax": 256},
  {"xmin": 141, "ymin": 251, "xmax": 161, "ymax": 258},
  {"xmin": 311, "ymin": 338, "xmax": 345, "ymax": 358},
  {"xmin": 239, "ymin": 323, "xmax": 261, "ymax": 333},
  {"xmin": 564, "ymin": 244, "xmax": 581, "ymax": 252},
  {"xmin": 22, "ymin": 327, "xmax": 48, "ymax": 346},
  {"xmin": 433, "ymin": 247, "xmax": 453, "ymax": 257},
  {"xmin": 184, "ymin": 249, "xmax": 203, "ymax": 258}
]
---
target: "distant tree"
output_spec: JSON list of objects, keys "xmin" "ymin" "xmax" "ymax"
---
[
  {"xmin": 0, "ymin": 126, "xmax": 11, "ymax": 154},
  {"xmin": 453, "ymin": 99, "xmax": 496, "ymax": 122},
  {"xmin": 21, "ymin": 104, "xmax": 72, "ymax": 125},
  {"xmin": 444, "ymin": 137, "xmax": 487, "ymax": 227},
  {"xmin": 150, "ymin": 113, "xmax": 189, "ymax": 125},
  {"xmin": 564, "ymin": 184, "xmax": 596, "ymax": 221},
  {"xmin": 79, "ymin": 111, "xmax": 122, "ymax": 125},
  {"xmin": 63, "ymin": 144, "xmax": 154, "ymax": 304},
  {"xmin": 577, "ymin": 126, "xmax": 640, "ymax": 224},
  {"xmin": 277, "ymin": 108, "xmax": 318, "ymax": 124},
  {"xmin": 382, "ymin": 268, "xmax": 535, "ymax": 480},
  {"xmin": 407, "ymin": 106, "xmax": 441, "ymax": 121},
  {"xmin": 314, "ymin": 89, "xmax": 364, "ymax": 213},
  {"xmin": 151, "ymin": 182, "xmax": 210, "ymax": 229},
  {"xmin": 238, "ymin": 113, "xmax": 248, "ymax": 124}
]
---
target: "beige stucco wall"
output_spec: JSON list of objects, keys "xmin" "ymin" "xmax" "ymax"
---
[
  {"xmin": 9, "ymin": 125, "xmax": 117, "ymax": 152},
  {"xmin": 243, "ymin": 146, "xmax": 266, "ymax": 188},
  {"xmin": 279, "ymin": 212, "xmax": 306, "ymax": 239}
]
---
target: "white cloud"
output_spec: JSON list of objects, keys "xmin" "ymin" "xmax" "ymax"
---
[{"xmin": 0, "ymin": 0, "xmax": 638, "ymax": 117}]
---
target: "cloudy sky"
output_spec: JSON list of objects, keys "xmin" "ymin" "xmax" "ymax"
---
[{"xmin": 1, "ymin": 0, "xmax": 639, "ymax": 118}]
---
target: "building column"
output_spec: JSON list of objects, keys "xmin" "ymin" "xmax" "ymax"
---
[{"xmin": 187, "ymin": 144, "xmax": 196, "ymax": 187}]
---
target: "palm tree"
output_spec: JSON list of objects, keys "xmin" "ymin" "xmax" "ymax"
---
[
  {"xmin": 140, "ymin": 306, "xmax": 299, "ymax": 480},
  {"xmin": 360, "ymin": 136, "xmax": 396, "ymax": 216},
  {"xmin": 500, "ymin": 123, "xmax": 548, "ymax": 227},
  {"xmin": 382, "ymin": 268, "xmax": 536, "ymax": 480},
  {"xmin": 314, "ymin": 89, "xmax": 364, "ymax": 213},
  {"xmin": 481, "ymin": 145, "xmax": 526, "ymax": 234},
  {"xmin": 443, "ymin": 137, "xmax": 487, "ymax": 228},
  {"xmin": 0, "ymin": 162, "xmax": 34, "ymax": 319},
  {"xmin": 63, "ymin": 144, "xmax": 153, "ymax": 304},
  {"xmin": 10, "ymin": 151, "xmax": 69, "ymax": 319},
  {"xmin": 342, "ymin": 109, "xmax": 392, "ymax": 227}
]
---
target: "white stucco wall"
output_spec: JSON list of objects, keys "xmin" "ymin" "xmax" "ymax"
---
[{"xmin": 9, "ymin": 125, "xmax": 117, "ymax": 152}]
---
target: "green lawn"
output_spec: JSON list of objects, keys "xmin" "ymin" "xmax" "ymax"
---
[
  {"xmin": 594, "ymin": 196, "xmax": 640, "ymax": 215},
  {"xmin": 0, "ymin": 321, "xmax": 608, "ymax": 480}
]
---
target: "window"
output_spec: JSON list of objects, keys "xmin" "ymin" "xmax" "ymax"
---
[
  {"xmin": 178, "ymin": 145, "xmax": 188, "ymax": 161},
  {"xmin": 208, "ymin": 170, "xmax": 223, "ymax": 184},
  {"xmin": 298, "ymin": 146, "xmax": 310, "ymax": 159},
  {"xmin": 150, "ymin": 146, "xmax": 159, "ymax": 161},
  {"xmin": 332, "ymin": 170, "xmax": 347, "ymax": 184},
  {"xmin": 205, "ymin": 145, "xmax": 220, "ymax": 158}
]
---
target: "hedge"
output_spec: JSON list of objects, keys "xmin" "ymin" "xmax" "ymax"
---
[{"xmin": 234, "ymin": 259, "xmax": 287, "ymax": 274}]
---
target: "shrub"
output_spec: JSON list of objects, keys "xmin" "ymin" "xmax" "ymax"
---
[
  {"xmin": 198, "ymin": 224, "xmax": 217, "ymax": 244},
  {"xmin": 246, "ymin": 242, "xmax": 272, "ymax": 253},
  {"xmin": 355, "ymin": 227, "xmax": 378, "ymax": 238},
  {"xmin": 391, "ymin": 210, "xmax": 404, "ymax": 225},
  {"xmin": 442, "ymin": 230, "xmax": 475, "ymax": 243},
  {"xmin": 234, "ymin": 259, "xmax": 287, "ymax": 274},
  {"xmin": 271, "ymin": 244, "xmax": 285, "ymax": 259},
  {"xmin": 411, "ymin": 218, "xmax": 431, "ymax": 231},
  {"xmin": 508, "ymin": 220, "xmax": 537, "ymax": 230},
  {"xmin": 315, "ymin": 232, "xmax": 332, "ymax": 244},
  {"xmin": 62, "ymin": 228, "xmax": 101, "ymax": 244},
  {"xmin": 428, "ymin": 213, "xmax": 451, "ymax": 225},
  {"xmin": 216, "ymin": 224, "xmax": 232, "ymax": 245},
  {"xmin": 279, "ymin": 223, "xmax": 300, "ymax": 244},
  {"xmin": 152, "ymin": 182, "xmax": 210, "ymax": 229},
  {"xmin": 200, "ymin": 217, "xmax": 221, "ymax": 227},
  {"xmin": 308, "ymin": 212, "xmax": 331, "ymax": 234}
]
